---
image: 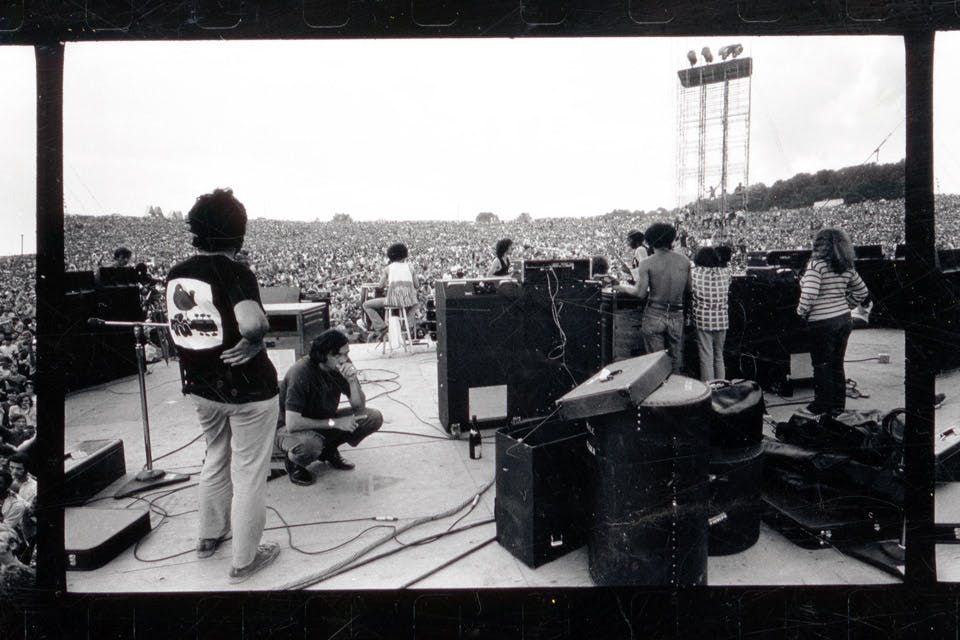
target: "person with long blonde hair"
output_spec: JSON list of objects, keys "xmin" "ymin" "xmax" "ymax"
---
[{"xmin": 796, "ymin": 228, "xmax": 869, "ymax": 415}]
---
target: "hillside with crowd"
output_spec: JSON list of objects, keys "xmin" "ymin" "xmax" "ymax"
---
[
  {"xmin": 62, "ymin": 195, "xmax": 960, "ymax": 334},
  {"xmin": 0, "ymin": 254, "xmax": 37, "ymax": 585}
]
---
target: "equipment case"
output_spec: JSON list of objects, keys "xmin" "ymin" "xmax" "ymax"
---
[{"xmin": 494, "ymin": 416, "xmax": 591, "ymax": 568}]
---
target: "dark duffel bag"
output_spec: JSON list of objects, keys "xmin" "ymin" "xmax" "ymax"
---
[
  {"xmin": 775, "ymin": 409, "xmax": 903, "ymax": 471},
  {"xmin": 708, "ymin": 379, "xmax": 765, "ymax": 449},
  {"xmin": 762, "ymin": 437, "xmax": 904, "ymax": 506}
]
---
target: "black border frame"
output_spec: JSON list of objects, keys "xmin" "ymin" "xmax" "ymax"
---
[{"xmin": 2, "ymin": 1, "xmax": 956, "ymax": 636}]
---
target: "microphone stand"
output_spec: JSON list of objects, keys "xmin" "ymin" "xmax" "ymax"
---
[{"xmin": 88, "ymin": 318, "xmax": 190, "ymax": 497}]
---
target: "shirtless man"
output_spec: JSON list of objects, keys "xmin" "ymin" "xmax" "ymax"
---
[{"xmin": 614, "ymin": 222, "xmax": 691, "ymax": 372}]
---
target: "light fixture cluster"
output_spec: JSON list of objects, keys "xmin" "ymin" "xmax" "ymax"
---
[{"xmin": 686, "ymin": 43, "xmax": 743, "ymax": 66}]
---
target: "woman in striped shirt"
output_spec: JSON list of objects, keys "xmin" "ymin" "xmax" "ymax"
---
[{"xmin": 796, "ymin": 229, "xmax": 869, "ymax": 415}]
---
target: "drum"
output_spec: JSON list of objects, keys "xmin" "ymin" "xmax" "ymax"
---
[
  {"xmin": 709, "ymin": 379, "xmax": 765, "ymax": 448},
  {"xmin": 708, "ymin": 444, "xmax": 764, "ymax": 555},
  {"xmin": 586, "ymin": 375, "xmax": 711, "ymax": 586}
]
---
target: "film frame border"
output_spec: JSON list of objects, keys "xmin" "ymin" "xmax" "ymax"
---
[{"xmin": 3, "ymin": 0, "xmax": 956, "ymax": 637}]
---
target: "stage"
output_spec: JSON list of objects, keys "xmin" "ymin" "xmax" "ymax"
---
[
  {"xmin": 64, "ymin": 328, "xmax": 913, "ymax": 592},
  {"xmin": 935, "ymin": 365, "xmax": 960, "ymax": 582}
]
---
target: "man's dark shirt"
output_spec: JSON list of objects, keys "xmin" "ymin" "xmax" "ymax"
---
[
  {"xmin": 278, "ymin": 358, "xmax": 349, "ymax": 427},
  {"xmin": 166, "ymin": 254, "xmax": 277, "ymax": 404}
]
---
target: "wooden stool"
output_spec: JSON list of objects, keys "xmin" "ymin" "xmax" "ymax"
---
[{"xmin": 379, "ymin": 306, "xmax": 414, "ymax": 355}]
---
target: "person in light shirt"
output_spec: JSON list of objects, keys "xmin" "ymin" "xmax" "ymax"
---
[{"xmin": 690, "ymin": 247, "xmax": 732, "ymax": 382}]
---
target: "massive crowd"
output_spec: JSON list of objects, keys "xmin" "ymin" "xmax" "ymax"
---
[
  {"xmin": 0, "ymin": 254, "xmax": 37, "ymax": 585},
  {"xmin": 64, "ymin": 195, "xmax": 960, "ymax": 334}
]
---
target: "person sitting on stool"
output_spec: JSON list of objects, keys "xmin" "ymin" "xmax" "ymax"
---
[
  {"xmin": 362, "ymin": 243, "xmax": 420, "ymax": 341},
  {"xmin": 276, "ymin": 329, "xmax": 383, "ymax": 485}
]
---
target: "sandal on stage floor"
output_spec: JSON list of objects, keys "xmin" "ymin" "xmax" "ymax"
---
[{"xmin": 196, "ymin": 534, "xmax": 229, "ymax": 559}]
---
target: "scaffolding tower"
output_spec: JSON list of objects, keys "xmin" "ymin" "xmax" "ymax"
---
[{"xmin": 676, "ymin": 54, "xmax": 753, "ymax": 221}]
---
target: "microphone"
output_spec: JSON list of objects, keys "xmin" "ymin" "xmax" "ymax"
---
[{"xmin": 87, "ymin": 318, "xmax": 105, "ymax": 328}]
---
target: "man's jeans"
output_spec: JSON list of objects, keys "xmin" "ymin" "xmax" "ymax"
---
[
  {"xmin": 276, "ymin": 407, "xmax": 384, "ymax": 467},
  {"xmin": 642, "ymin": 307, "xmax": 685, "ymax": 373}
]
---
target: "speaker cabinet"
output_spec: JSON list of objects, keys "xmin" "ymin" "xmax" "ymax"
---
[
  {"xmin": 435, "ymin": 279, "xmax": 522, "ymax": 433},
  {"xmin": 436, "ymin": 279, "xmax": 603, "ymax": 432},
  {"xmin": 61, "ymin": 287, "xmax": 139, "ymax": 391},
  {"xmin": 512, "ymin": 281, "xmax": 603, "ymax": 420},
  {"xmin": 854, "ymin": 258, "xmax": 908, "ymax": 329},
  {"xmin": 854, "ymin": 244, "xmax": 884, "ymax": 260},
  {"xmin": 726, "ymin": 274, "xmax": 806, "ymax": 389},
  {"xmin": 765, "ymin": 250, "xmax": 812, "ymax": 271}
]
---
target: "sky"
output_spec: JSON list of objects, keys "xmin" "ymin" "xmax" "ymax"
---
[
  {"xmin": 7, "ymin": 32, "xmax": 958, "ymax": 258},
  {"xmin": 0, "ymin": 45, "xmax": 36, "ymax": 257}
]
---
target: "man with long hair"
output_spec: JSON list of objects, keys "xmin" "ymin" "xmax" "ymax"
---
[
  {"xmin": 796, "ymin": 228, "xmax": 870, "ymax": 415},
  {"xmin": 165, "ymin": 188, "xmax": 281, "ymax": 583},
  {"xmin": 621, "ymin": 229, "xmax": 648, "ymax": 283},
  {"xmin": 275, "ymin": 329, "xmax": 383, "ymax": 485},
  {"xmin": 486, "ymin": 238, "xmax": 514, "ymax": 277}
]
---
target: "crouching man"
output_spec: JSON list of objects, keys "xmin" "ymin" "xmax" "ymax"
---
[{"xmin": 276, "ymin": 329, "xmax": 383, "ymax": 485}]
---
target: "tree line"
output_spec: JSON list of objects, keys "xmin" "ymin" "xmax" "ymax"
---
[
  {"xmin": 139, "ymin": 160, "xmax": 905, "ymax": 225},
  {"xmin": 693, "ymin": 160, "xmax": 905, "ymax": 213}
]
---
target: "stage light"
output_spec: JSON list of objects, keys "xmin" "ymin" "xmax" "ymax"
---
[
  {"xmin": 719, "ymin": 44, "xmax": 744, "ymax": 60},
  {"xmin": 701, "ymin": 47, "xmax": 713, "ymax": 63},
  {"xmin": 687, "ymin": 50, "xmax": 697, "ymax": 66}
]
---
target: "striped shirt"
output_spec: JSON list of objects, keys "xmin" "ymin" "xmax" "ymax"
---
[
  {"xmin": 691, "ymin": 266, "xmax": 732, "ymax": 331},
  {"xmin": 796, "ymin": 259, "xmax": 869, "ymax": 322}
]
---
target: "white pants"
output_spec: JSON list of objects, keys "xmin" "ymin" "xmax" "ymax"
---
[{"xmin": 191, "ymin": 394, "xmax": 279, "ymax": 569}]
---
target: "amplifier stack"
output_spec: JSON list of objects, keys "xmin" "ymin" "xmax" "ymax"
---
[
  {"xmin": 434, "ymin": 278, "xmax": 521, "ymax": 434},
  {"xmin": 434, "ymin": 274, "xmax": 602, "ymax": 433},
  {"xmin": 726, "ymin": 272, "xmax": 807, "ymax": 389},
  {"xmin": 62, "ymin": 273, "xmax": 141, "ymax": 391},
  {"xmin": 511, "ymin": 280, "xmax": 602, "ymax": 420}
]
